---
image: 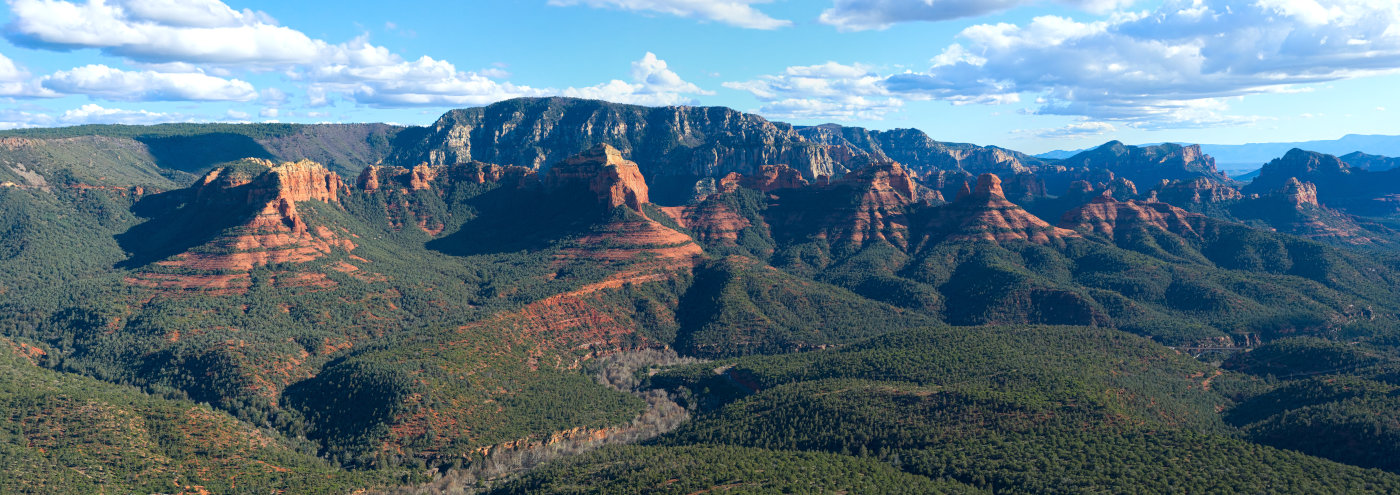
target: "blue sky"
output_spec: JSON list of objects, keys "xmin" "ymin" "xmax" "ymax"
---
[{"xmin": 0, "ymin": 0, "xmax": 1397, "ymax": 153}]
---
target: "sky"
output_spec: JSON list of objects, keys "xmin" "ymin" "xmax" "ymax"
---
[{"xmin": 0, "ymin": 0, "xmax": 1397, "ymax": 154}]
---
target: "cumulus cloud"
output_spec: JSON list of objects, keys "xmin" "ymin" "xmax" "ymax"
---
[
  {"xmin": 547, "ymin": 0, "xmax": 790, "ymax": 29},
  {"xmin": 1016, "ymin": 121, "xmax": 1117, "ymax": 139},
  {"xmin": 51, "ymin": 103, "xmax": 187, "ymax": 125},
  {"xmin": 6, "ymin": 0, "xmax": 326, "ymax": 65},
  {"xmin": 561, "ymin": 52, "xmax": 713, "ymax": 106},
  {"xmin": 883, "ymin": 0, "xmax": 1400, "ymax": 127},
  {"xmin": 0, "ymin": 51, "xmax": 56, "ymax": 97},
  {"xmin": 307, "ymin": 46, "xmax": 547, "ymax": 107},
  {"xmin": 724, "ymin": 61, "xmax": 904, "ymax": 120},
  {"xmin": 5, "ymin": 1, "xmax": 715, "ymax": 111},
  {"xmin": 819, "ymin": 0, "xmax": 1136, "ymax": 31},
  {"xmin": 41, "ymin": 64, "xmax": 257, "ymax": 101}
]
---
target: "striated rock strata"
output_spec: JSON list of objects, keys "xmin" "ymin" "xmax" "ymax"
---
[
  {"xmin": 126, "ymin": 159, "xmax": 355, "ymax": 293},
  {"xmin": 915, "ymin": 173, "xmax": 1077, "ymax": 247}
]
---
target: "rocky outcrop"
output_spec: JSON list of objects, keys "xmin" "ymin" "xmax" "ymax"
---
[
  {"xmin": 1229, "ymin": 176, "xmax": 1392, "ymax": 246},
  {"xmin": 545, "ymin": 144, "xmax": 650, "ymax": 211},
  {"xmin": 360, "ymin": 161, "xmax": 537, "ymax": 192},
  {"xmin": 762, "ymin": 161, "xmax": 928, "ymax": 250},
  {"xmin": 1156, "ymin": 177, "xmax": 1243, "ymax": 206},
  {"xmin": 1244, "ymin": 149, "xmax": 1351, "ymax": 196},
  {"xmin": 914, "ymin": 173, "xmax": 1077, "ymax": 247},
  {"xmin": 1243, "ymin": 149, "xmax": 1400, "ymax": 215},
  {"xmin": 797, "ymin": 125, "xmax": 1041, "ymax": 176},
  {"xmin": 1278, "ymin": 178, "xmax": 1319, "ymax": 209},
  {"xmin": 126, "ymin": 159, "xmax": 355, "ymax": 293},
  {"xmin": 739, "ymin": 164, "xmax": 809, "ymax": 192},
  {"xmin": 389, "ymin": 97, "xmax": 867, "ymax": 181},
  {"xmin": 661, "ymin": 202, "xmax": 751, "ymax": 247},
  {"xmin": 1057, "ymin": 142, "xmax": 1232, "ymax": 191},
  {"xmin": 1060, "ymin": 194, "xmax": 1209, "ymax": 241},
  {"xmin": 538, "ymin": 145, "xmax": 704, "ymax": 271}
]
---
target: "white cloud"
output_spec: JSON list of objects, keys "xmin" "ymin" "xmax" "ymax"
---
[
  {"xmin": 819, "ymin": 0, "xmax": 1136, "ymax": 31},
  {"xmin": 0, "ymin": 52, "xmax": 25, "ymax": 81},
  {"xmin": 306, "ymin": 38, "xmax": 549, "ymax": 107},
  {"xmin": 4, "ymin": 0, "xmax": 721, "ymax": 113},
  {"xmin": 41, "ymin": 64, "xmax": 257, "ymax": 101},
  {"xmin": 225, "ymin": 109, "xmax": 249, "ymax": 120},
  {"xmin": 1016, "ymin": 121, "xmax": 1117, "ymax": 139},
  {"xmin": 547, "ymin": 0, "xmax": 790, "ymax": 29},
  {"xmin": 0, "ymin": 51, "xmax": 56, "ymax": 97},
  {"xmin": 881, "ymin": 0, "xmax": 1400, "ymax": 127},
  {"xmin": 259, "ymin": 87, "xmax": 288, "ymax": 106},
  {"xmin": 6, "ymin": 0, "xmax": 326, "ymax": 65},
  {"xmin": 561, "ymin": 52, "xmax": 713, "ymax": 106},
  {"xmin": 724, "ymin": 61, "xmax": 905, "ymax": 120},
  {"xmin": 60, "ymin": 103, "xmax": 179, "ymax": 125}
]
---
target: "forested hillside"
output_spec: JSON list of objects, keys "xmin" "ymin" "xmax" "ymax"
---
[{"xmin": 4, "ymin": 98, "xmax": 1400, "ymax": 493}]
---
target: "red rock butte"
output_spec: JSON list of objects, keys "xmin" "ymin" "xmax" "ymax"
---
[
  {"xmin": 545, "ymin": 144, "xmax": 650, "ymax": 211},
  {"xmin": 127, "ymin": 159, "xmax": 354, "ymax": 293},
  {"xmin": 917, "ymin": 173, "xmax": 1078, "ymax": 246}
]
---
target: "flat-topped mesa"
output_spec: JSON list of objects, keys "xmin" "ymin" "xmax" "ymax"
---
[
  {"xmin": 359, "ymin": 161, "xmax": 536, "ymax": 193},
  {"xmin": 740, "ymin": 164, "xmax": 809, "ymax": 192},
  {"xmin": 545, "ymin": 144, "xmax": 650, "ymax": 211},
  {"xmin": 1061, "ymin": 141, "xmax": 1230, "ymax": 188}
]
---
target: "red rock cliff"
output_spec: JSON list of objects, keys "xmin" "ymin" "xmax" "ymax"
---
[{"xmin": 545, "ymin": 144, "xmax": 650, "ymax": 211}]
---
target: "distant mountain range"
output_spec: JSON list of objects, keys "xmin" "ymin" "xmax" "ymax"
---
[{"xmin": 1038, "ymin": 134, "xmax": 1400, "ymax": 174}]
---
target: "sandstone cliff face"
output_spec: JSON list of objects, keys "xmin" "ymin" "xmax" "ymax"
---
[
  {"xmin": 389, "ymin": 97, "xmax": 863, "ymax": 181},
  {"xmin": 358, "ymin": 161, "xmax": 538, "ymax": 235},
  {"xmin": 545, "ymin": 144, "xmax": 650, "ymax": 211},
  {"xmin": 1244, "ymin": 149, "xmax": 1351, "ymax": 195},
  {"xmin": 543, "ymin": 145, "xmax": 703, "ymax": 272},
  {"xmin": 661, "ymin": 202, "xmax": 751, "ymax": 247},
  {"xmin": 1060, "ymin": 194, "xmax": 1209, "ymax": 241},
  {"xmin": 1156, "ymin": 177, "xmax": 1244, "ymax": 206},
  {"xmin": 915, "ymin": 173, "xmax": 1077, "ymax": 247},
  {"xmin": 1279, "ymin": 177, "xmax": 1320, "ymax": 209},
  {"xmin": 739, "ymin": 164, "xmax": 809, "ymax": 192},
  {"xmin": 760, "ymin": 161, "xmax": 927, "ymax": 251},
  {"xmin": 126, "ymin": 159, "xmax": 354, "ymax": 293}
]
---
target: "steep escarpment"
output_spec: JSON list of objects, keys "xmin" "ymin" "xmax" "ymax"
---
[
  {"xmin": 913, "ymin": 173, "xmax": 1077, "ymax": 248},
  {"xmin": 1155, "ymin": 177, "xmax": 1244, "ymax": 208},
  {"xmin": 122, "ymin": 158, "xmax": 354, "ymax": 292},
  {"xmin": 1245, "ymin": 149, "xmax": 1400, "ymax": 216},
  {"xmin": 387, "ymin": 97, "xmax": 866, "ymax": 182},
  {"xmin": 1057, "ymin": 141, "xmax": 1232, "ymax": 191},
  {"xmin": 1231, "ymin": 178, "xmax": 1394, "ymax": 246},
  {"xmin": 545, "ymin": 145, "xmax": 702, "ymax": 273},
  {"xmin": 763, "ymin": 161, "xmax": 927, "ymax": 252},
  {"xmin": 797, "ymin": 124, "xmax": 1041, "ymax": 176},
  {"xmin": 1061, "ymin": 193, "xmax": 1211, "ymax": 241}
]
